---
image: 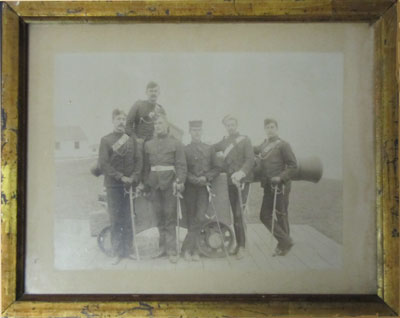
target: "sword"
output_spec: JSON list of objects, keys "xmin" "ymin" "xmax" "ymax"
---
[
  {"xmin": 271, "ymin": 184, "xmax": 284, "ymax": 255},
  {"xmin": 270, "ymin": 184, "xmax": 278, "ymax": 253},
  {"xmin": 206, "ymin": 184, "xmax": 232, "ymax": 266},
  {"xmin": 128, "ymin": 186, "xmax": 140, "ymax": 260},
  {"xmin": 244, "ymin": 183, "xmax": 252, "ymax": 216},
  {"xmin": 235, "ymin": 182, "xmax": 247, "ymax": 237},
  {"xmin": 174, "ymin": 190, "xmax": 183, "ymax": 257}
]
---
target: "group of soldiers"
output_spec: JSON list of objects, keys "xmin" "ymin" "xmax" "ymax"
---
[{"xmin": 97, "ymin": 81, "xmax": 298, "ymax": 264}]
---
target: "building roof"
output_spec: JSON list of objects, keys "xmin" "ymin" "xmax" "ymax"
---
[
  {"xmin": 169, "ymin": 122, "xmax": 184, "ymax": 140},
  {"xmin": 55, "ymin": 126, "xmax": 88, "ymax": 142}
]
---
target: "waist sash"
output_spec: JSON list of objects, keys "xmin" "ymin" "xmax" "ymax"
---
[{"xmin": 151, "ymin": 165, "xmax": 175, "ymax": 172}]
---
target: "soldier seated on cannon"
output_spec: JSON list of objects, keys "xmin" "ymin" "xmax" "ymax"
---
[
  {"xmin": 125, "ymin": 81, "xmax": 166, "ymax": 141},
  {"xmin": 98, "ymin": 109, "xmax": 142, "ymax": 264},
  {"xmin": 254, "ymin": 118, "xmax": 297, "ymax": 256},
  {"xmin": 142, "ymin": 115, "xmax": 187, "ymax": 264},
  {"xmin": 182, "ymin": 120, "xmax": 222, "ymax": 262},
  {"xmin": 214, "ymin": 115, "xmax": 255, "ymax": 260}
]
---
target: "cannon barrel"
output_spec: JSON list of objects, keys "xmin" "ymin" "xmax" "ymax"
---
[{"xmin": 292, "ymin": 156, "xmax": 323, "ymax": 183}]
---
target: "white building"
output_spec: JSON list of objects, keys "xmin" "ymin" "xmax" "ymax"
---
[{"xmin": 55, "ymin": 126, "xmax": 93, "ymax": 159}]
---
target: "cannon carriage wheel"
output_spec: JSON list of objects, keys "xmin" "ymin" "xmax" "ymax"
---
[
  {"xmin": 97, "ymin": 225, "xmax": 113, "ymax": 257},
  {"xmin": 97, "ymin": 226, "xmax": 164, "ymax": 259},
  {"xmin": 196, "ymin": 221, "xmax": 234, "ymax": 258},
  {"xmin": 98, "ymin": 222, "xmax": 235, "ymax": 259}
]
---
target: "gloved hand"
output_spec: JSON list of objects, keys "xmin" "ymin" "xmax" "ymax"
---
[
  {"xmin": 136, "ymin": 182, "xmax": 150, "ymax": 196},
  {"xmin": 121, "ymin": 176, "xmax": 134, "ymax": 186},
  {"xmin": 231, "ymin": 170, "xmax": 246, "ymax": 184},
  {"xmin": 135, "ymin": 182, "xmax": 144, "ymax": 194},
  {"xmin": 176, "ymin": 182, "xmax": 185, "ymax": 193},
  {"xmin": 173, "ymin": 181, "xmax": 185, "ymax": 194},
  {"xmin": 197, "ymin": 176, "xmax": 208, "ymax": 186},
  {"xmin": 270, "ymin": 176, "xmax": 282, "ymax": 185}
]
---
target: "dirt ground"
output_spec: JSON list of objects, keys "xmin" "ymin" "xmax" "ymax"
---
[{"xmin": 55, "ymin": 158, "xmax": 342, "ymax": 244}]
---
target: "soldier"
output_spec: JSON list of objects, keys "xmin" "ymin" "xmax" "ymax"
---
[
  {"xmin": 254, "ymin": 118, "xmax": 297, "ymax": 256},
  {"xmin": 182, "ymin": 120, "xmax": 222, "ymax": 262},
  {"xmin": 214, "ymin": 115, "xmax": 255, "ymax": 259},
  {"xmin": 125, "ymin": 81, "xmax": 166, "ymax": 141},
  {"xmin": 98, "ymin": 109, "xmax": 142, "ymax": 264},
  {"xmin": 143, "ymin": 115, "xmax": 187, "ymax": 263},
  {"xmin": 92, "ymin": 82, "xmax": 163, "ymax": 177}
]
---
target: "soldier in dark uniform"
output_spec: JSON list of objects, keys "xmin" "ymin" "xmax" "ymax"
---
[
  {"xmin": 182, "ymin": 120, "xmax": 222, "ymax": 262},
  {"xmin": 214, "ymin": 115, "xmax": 255, "ymax": 259},
  {"xmin": 254, "ymin": 118, "xmax": 297, "ymax": 256},
  {"xmin": 125, "ymin": 81, "xmax": 166, "ymax": 141},
  {"xmin": 98, "ymin": 109, "xmax": 142, "ymax": 263},
  {"xmin": 143, "ymin": 115, "xmax": 187, "ymax": 263}
]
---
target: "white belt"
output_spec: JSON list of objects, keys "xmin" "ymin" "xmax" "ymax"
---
[{"xmin": 151, "ymin": 165, "xmax": 175, "ymax": 172}]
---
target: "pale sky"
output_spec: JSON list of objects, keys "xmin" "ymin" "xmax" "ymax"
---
[{"xmin": 55, "ymin": 52, "xmax": 343, "ymax": 179}]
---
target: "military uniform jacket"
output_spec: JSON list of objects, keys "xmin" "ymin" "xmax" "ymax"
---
[
  {"xmin": 254, "ymin": 135, "xmax": 297, "ymax": 188},
  {"xmin": 125, "ymin": 100, "xmax": 166, "ymax": 140},
  {"xmin": 185, "ymin": 141, "xmax": 221, "ymax": 185},
  {"xmin": 214, "ymin": 133, "xmax": 255, "ymax": 184},
  {"xmin": 99, "ymin": 132, "xmax": 143, "ymax": 188},
  {"xmin": 143, "ymin": 134, "xmax": 187, "ymax": 190}
]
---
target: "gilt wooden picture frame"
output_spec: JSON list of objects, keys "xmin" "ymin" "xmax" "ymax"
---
[{"xmin": 1, "ymin": 0, "xmax": 399, "ymax": 316}]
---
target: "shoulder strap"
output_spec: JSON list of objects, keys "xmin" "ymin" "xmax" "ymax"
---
[
  {"xmin": 259, "ymin": 139, "xmax": 281, "ymax": 160},
  {"xmin": 222, "ymin": 135, "xmax": 246, "ymax": 159},
  {"xmin": 111, "ymin": 134, "xmax": 130, "ymax": 152}
]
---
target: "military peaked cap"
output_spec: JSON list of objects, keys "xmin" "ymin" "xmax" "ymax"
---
[
  {"xmin": 189, "ymin": 120, "xmax": 203, "ymax": 128},
  {"xmin": 264, "ymin": 118, "xmax": 278, "ymax": 128},
  {"xmin": 222, "ymin": 114, "xmax": 238, "ymax": 125}
]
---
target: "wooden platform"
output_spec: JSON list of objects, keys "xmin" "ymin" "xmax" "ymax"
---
[{"xmin": 54, "ymin": 219, "xmax": 342, "ymax": 271}]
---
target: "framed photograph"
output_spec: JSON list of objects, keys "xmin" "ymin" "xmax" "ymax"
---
[{"xmin": 1, "ymin": 0, "xmax": 398, "ymax": 316}]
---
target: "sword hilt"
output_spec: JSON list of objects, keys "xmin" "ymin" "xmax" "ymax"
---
[
  {"xmin": 206, "ymin": 184, "xmax": 216, "ymax": 202},
  {"xmin": 270, "ymin": 183, "xmax": 284, "ymax": 195}
]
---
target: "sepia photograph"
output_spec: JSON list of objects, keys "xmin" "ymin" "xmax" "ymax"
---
[
  {"xmin": 54, "ymin": 52, "xmax": 340, "ymax": 268},
  {"xmin": 25, "ymin": 23, "xmax": 376, "ymax": 294}
]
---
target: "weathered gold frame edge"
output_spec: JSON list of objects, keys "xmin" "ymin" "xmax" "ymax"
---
[{"xmin": 1, "ymin": 1, "xmax": 398, "ymax": 317}]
